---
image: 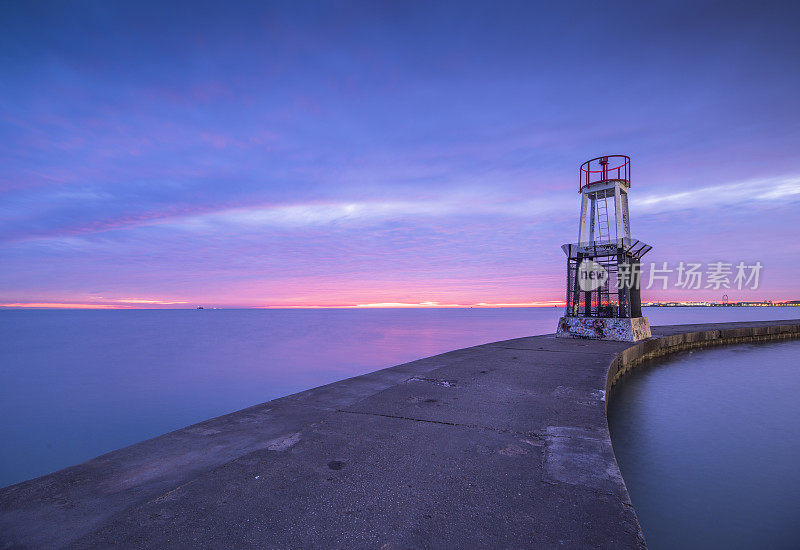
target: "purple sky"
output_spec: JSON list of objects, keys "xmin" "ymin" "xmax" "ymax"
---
[{"xmin": 1, "ymin": 1, "xmax": 799, "ymax": 308}]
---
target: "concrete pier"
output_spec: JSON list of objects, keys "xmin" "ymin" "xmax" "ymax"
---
[{"xmin": 2, "ymin": 320, "xmax": 799, "ymax": 549}]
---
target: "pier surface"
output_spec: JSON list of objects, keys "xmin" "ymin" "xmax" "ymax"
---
[{"xmin": 2, "ymin": 320, "xmax": 799, "ymax": 549}]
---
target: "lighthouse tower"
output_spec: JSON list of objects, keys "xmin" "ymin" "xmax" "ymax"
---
[{"xmin": 556, "ymin": 155, "xmax": 652, "ymax": 341}]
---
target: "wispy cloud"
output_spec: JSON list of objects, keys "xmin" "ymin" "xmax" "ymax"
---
[
  {"xmin": 154, "ymin": 175, "xmax": 800, "ymax": 232},
  {"xmin": 6, "ymin": 175, "xmax": 799, "ymax": 245},
  {"xmin": 136, "ymin": 195, "xmax": 559, "ymax": 233},
  {"xmin": 633, "ymin": 176, "xmax": 800, "ymax": 213}
]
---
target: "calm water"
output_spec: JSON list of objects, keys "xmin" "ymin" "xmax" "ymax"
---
[
  {"xmin": 0, "ymin": 306, "xmax": 798, "ymax": 490},
  {"xmin": 608, "ymin": 339, "xmax": 800, "ymax": 549}
]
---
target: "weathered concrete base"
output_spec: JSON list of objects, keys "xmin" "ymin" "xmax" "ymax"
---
[
  {"xmin": 1, "ymin": 320, "xmax": 798, "ymax": 549},
  {"xmin": 556, "ymin": 315, "xmax": 651, "ymax": 342}
]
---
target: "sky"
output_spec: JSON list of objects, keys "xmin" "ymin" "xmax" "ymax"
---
[{"xmin": 1, "ymin": 1, "xmax": 799, "ymax": 308}]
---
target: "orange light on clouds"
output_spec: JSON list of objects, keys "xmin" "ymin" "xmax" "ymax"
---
[
  {"xmin": 0, "ymin": 297, "xmax": 191, "ymax": 309},
  {"xmin": 108, "ymin": 299, "xmax": 189, "ymax": 304},
  {"xmin": 0, "ymin": 302, "xmax": 123, "ymax": 309},
  {"xmin": 253, "ymin": 300, "xmax": 566, "ymax": 309}
]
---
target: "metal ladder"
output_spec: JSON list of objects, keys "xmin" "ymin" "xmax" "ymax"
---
[
  {"xmin": 594, "ymin": 195, "xmax": 613, "ymax": 316},
  {"xmin": 595, "ymin": 195, "xmax": 611, "ymax": 243}
]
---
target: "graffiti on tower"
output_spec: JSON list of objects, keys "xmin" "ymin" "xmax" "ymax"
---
[{"xmin": 556, "ymin": 155, "xmax": 652, "ymax": 342}]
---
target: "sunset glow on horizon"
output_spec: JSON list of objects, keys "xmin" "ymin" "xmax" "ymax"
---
[{"xmin": 0, "ymin": 299, "xmax": 567, "ymax": 310}]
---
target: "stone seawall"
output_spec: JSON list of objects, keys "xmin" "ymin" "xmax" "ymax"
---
[
  {"xmin": 1, "ymin": 319, "xmax": 799, "ymax": 549},
  {"xmin": 606, "ymin": 321, "xmax": 800, "ymax": 396}
]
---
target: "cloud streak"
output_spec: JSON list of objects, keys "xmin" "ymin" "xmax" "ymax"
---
[
  {"xmin": 92, "ymin": 175, "xmax": 800, "ymax": 235},
  {"xmin": 634, "ymin": 176, "xmax": 800, "ymax": 214},
  {"xmin": 9, "ymin": 173, "xmax": 796, "ymax": 246}
]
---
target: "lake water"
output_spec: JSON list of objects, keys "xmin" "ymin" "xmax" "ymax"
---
[
  {"xmin": 608, "ymin": 337, "xmax": 800, "ymax": 550},
  {"xmin": 1, "ymin": 306, "xmax": 798, "ymax": 494}
]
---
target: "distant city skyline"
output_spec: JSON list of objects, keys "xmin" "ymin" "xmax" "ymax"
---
[{"xmin": 2, "ymin": 1, "xmax": 799, "ymax": 308}]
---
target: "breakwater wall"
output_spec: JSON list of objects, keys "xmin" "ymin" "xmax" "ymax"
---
[
  {"xmin": 607, "ymin": 320, "xmax": 800, "ymax": 395},
  {"xmin": 1, "ymin": 319, "xmax": 799, "ymax": 549}
]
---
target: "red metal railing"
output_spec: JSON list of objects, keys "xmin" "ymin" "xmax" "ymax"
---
[{"xmin": 579, "ymin": 155, "xmax": 630, "ymax": 192}]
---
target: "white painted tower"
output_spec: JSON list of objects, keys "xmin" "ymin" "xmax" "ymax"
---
[
  {"xmin": 556, "ymin": 155, "xmax": 652, "ymax": 342},
  {"xmin": 578, "ymin": 156, "xmax": 631, "ymax": 245}
]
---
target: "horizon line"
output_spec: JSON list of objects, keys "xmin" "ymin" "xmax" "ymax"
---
[{"xmin": 1, "ymin": 299, "xmax": 799, "ymax": 311}]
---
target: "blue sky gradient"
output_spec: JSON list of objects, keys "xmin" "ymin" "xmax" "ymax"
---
[{"xmin": 1, "ymin": 1, "xmax": 799, "ymax": 307}]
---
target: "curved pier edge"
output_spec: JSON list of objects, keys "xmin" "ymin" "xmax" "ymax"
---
[
  {"xmin": 607, "ymin": 321, "xmax": 800, "ymax": 397},
  {"xmin": 0, "ymin": 319, "xmax": 798, "ymax": 549}
]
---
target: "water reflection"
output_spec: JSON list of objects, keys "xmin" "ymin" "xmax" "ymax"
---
[
  {"xmin": 2, "ymin": 306, "xmax": 798, "ymax": 490},
  {"xmin": 608, "ymin": 339, "xmax": 800, "ymax": 550}
]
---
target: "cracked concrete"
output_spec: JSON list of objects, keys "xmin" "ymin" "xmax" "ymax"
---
[{"xmin": 1, "ymin": 320, "xmax": 798, "ymax": 549}]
